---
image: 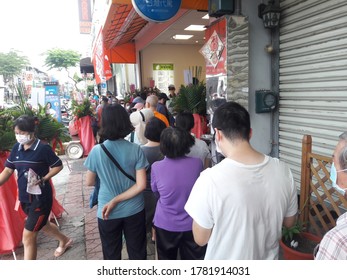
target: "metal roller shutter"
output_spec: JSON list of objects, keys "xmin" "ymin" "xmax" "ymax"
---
[{"xmin": 279, "ymin": 0, "xmax": 347, "ymax": 188}]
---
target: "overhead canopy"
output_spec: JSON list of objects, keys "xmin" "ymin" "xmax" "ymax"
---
[
  {"xmin": 102, "ymin": 0, "xmax": 208, "ymax": 63},
  {"xmin": 110, "ymin": 0, "xmax": 208, "ymax": 10},
  {"xmin": 80, "ymin": 57, "xmax": 94, "ymax": 74},
  {"xmin": 105, "ymin": 42, "xmax": 136, "ymax": 63}
]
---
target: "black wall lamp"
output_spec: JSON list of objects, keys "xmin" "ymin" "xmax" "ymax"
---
[{"xmin": 258, "ymin": 0, "xmax": 281, "ymax": 29}]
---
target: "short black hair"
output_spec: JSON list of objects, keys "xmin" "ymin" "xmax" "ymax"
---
[
  {"xmin": 160, "ymin": 127, "xmax": 195, "ymax": 158},
  {"xmin": 102, "ymin": 96, "xmax": 109, "ymax": 103},
  {"xmin": 99, "ymin": 104, "xmax": 134, "ymax": 140},
  {"xmin": 175, "ymin": 111, "xmax": 194, "ymax": 132},
  {"xmin": 14, "ymin": 115, "xmax": 36, "ymax": 133},
  {"xmin": 212, "ymin": 101, "xmax": 250, "ymax": 141},
  {"xmin": 140, "ymin": 91, "xmax": 147, "ymax": 101},
  {"xmin": 144, "ymin": 117, "xmax": 166, "ymax": 142}
]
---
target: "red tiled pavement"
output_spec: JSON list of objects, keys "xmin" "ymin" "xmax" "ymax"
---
[{"xmin": 0, "ymin": 154, "xmax": 155, "ymax": 260}]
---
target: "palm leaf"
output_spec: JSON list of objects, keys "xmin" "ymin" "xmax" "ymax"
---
[
  {"xmin": 0, "ymin": 131, "xmax": 16, "ymax": 151},
  {"xmin": 0, "ymin": 85, "xmax": 71, "ymax": 152},
  {"xmin": 171, "ymin": 82, "xmax": 206, "ymax": 115},
  {"xmin": 0, "ymin": 109, "xmax": 16, "ymax": 151}
]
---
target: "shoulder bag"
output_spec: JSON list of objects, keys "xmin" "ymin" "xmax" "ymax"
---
[
  {"xmin": 89, "ymin": 143, "xmax": 136, "ymax": 208},
  {"xmin": 100, "ymin": 143, "xmax": 136, "ymax": 182}
]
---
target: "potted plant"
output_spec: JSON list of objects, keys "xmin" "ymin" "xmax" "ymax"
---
[
  {"xmin": 1, "ymin": 84, "xmax": 71, "ymax": 154},
  {"xmin": 279, "ymin": 221, "xmax": 321, "ymax": 260},
  {"xmin": 170, "ymin": 81, "xmax": 207, "ymax": 138},
  {"xmin": 71, "ymin": 98, "xmax": 95, "ymax": 156},
  {"xmin": 0, "ymin": 110, "xmax": 16, "ymax": 152},
  {"xmin": 71, "ymin": 98, "xmax": 95, "ymax": 119}
]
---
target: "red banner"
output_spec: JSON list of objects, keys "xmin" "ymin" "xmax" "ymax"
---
[
  {"xmin": 91, "ymin": 28, "xmax": 113, "ymax": 85},
  {"xmin": 0, "ymin": 152, "xmax": 25, "ymax": 255},
  {"xmin": 77, "ymin": 116, "xmax": 95, "ymax": 156},
  {"xmin": 201, "ymin": 17, "xmax": 227, "ymax": 76}
]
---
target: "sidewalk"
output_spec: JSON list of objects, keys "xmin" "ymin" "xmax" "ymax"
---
[{"xmin": 0, "ymin": 155, "xmax": 156, "ymax": 260}]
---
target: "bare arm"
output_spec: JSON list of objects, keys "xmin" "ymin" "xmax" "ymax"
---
[
  {"xmin": 42, "ymin": 165, "xmax": 63, "ymax": 182},
  {"xmin": 86, "ymin": 170, "xmax": 96, "ymax": 186},
  {"xmin": 283, "ymin": 215, "xmax": 297, "ymax": 229},
  {"xmin": 0, "ymin": 167, "xmax": 14, "ymax": 186},
  {"xmin": 192, "ymin": 220, "xmax": 212, "ymax": 246},
  {"xmin": 102, "ymin": 168, "xmax": 147, "ymax": 219}
]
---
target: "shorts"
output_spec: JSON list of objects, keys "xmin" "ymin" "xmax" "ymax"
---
[{"xmin": 21, "ymin": 195, "xmax": 52, "ymax": 232}]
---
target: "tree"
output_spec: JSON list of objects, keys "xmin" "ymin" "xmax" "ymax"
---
[
  {"xmin": 44, "ymin": 48, "xmax": 81, "ymax": 89},
  {"xmin": 0, "ymin": 50, "xmax": 30, "ymax": 84}
]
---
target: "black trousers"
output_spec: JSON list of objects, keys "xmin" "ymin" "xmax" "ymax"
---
[
  {"xmin": 155, "ymin": 226, "xmax": 206, "ymax": 260},
  {"xmin": 143, "ymin": 191, "xmax": 158, "ymax": 233},
  {"xmin": 98, "ymin": 209, "xmax": 147, "ymax": 260}
]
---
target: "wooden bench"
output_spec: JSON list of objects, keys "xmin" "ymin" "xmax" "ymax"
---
[{"xmin": 299, "ymin": 135, "xmax": 347, "ymax": 237}]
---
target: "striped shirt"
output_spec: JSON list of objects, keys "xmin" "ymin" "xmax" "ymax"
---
[
  {"xmin": 5, "ymin": 139, "xmax": 62, "ymax": 203},
  {"xmin": 315, "ymin": 212, "xmax": 347, "ymax": 260}
]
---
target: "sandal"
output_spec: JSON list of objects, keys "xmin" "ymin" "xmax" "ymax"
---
[{"xmin": 54, "ymin": 238, "xmax": 73, "ymax": 258}]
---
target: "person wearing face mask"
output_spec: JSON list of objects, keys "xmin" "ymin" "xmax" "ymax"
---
[
  {"xmin": 185, "ymin": 101, "xmax": 298, "ymax": 260},
  {"xmin": 0, "ymin": 115, "xmax": 72, "ymax": 260},
  {"xmin": 314, "ymin": 132, "xmax": 347, "ymax": 260}
]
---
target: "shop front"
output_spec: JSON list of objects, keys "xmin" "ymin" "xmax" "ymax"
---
[{"xmin": 92, "ymin": 0, "xmax": 276, "ymax": 161}]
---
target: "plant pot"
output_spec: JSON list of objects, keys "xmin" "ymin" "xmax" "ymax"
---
[
  {"xmin": 77, "ymin": 116, "xmax": 95, "ymax": 156},
  {"xmin": 279, "ymin": 232, "xmax": 321, "ymax": 260}
]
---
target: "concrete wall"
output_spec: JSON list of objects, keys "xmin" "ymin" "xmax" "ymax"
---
[
  {"xmin": 140, "ymin": 44, "xmax": 206, "ymax": 92},
  {"xmin": 242, "ymin": 0, "xmax": 274, "ymax": 155}
]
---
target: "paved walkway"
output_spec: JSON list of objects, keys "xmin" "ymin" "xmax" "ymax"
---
[{"xmin": 0, "ymin": 155, "xmax": 156, "ymax": 260}]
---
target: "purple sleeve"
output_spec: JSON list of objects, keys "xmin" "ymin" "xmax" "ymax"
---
[{"xmin": 151, "ymin": 163, "xmax": 158, "ymax": 193}]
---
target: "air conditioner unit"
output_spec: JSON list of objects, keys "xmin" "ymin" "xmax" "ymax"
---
[{"xmin": 208, "ymin": 0, "xmax": 235, "ymax": 18}]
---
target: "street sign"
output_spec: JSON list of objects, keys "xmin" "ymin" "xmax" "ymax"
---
[{"xmin": 132, "ymin": 0, "xmax": 181, "ymax": 22}]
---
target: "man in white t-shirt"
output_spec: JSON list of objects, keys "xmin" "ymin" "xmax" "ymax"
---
[{"xmin": 185, "ymin": 101, "xmax": 298, "ymax": 260}]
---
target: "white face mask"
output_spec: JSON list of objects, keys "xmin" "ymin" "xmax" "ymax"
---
[
  {"xmin": 330, "ymin": 163, "xmax": 347, "ymax": 196},
  {"xmin": 16, "ymin": 134, "xmax": 32, "ymax": 145}
]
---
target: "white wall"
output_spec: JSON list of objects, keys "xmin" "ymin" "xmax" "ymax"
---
[{"xmin": 140, "ymin": 44, "xmax": 206, "ymax": 92}]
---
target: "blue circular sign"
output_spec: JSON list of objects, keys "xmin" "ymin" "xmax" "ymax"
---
[{"xmin": 132, "ymin": 0, "xmax": 181, "ymax": 23}]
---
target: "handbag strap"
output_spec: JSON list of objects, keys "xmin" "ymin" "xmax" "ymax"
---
[{"xmin": 100, "ymin": 143, "xmax": 136, "ymax": 182}]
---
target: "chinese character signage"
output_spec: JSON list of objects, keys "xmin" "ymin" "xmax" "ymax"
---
[
  {"xmin": 78, "ymin": 0, "xmax": 92, "ymax": 34},
  {"xmin": 152, "ymin": 64, "xmax": 174, "ymax": 71},
  {"xmin": 200, "ymin": 30, "xmax": 224, "ymax": 69},
  {"xmin": 132, "ymin": 0, "xmax": 181, "ymax": 22},
  {"xmin": 200, "ymin": 18, "xmax": 227, "ymax": 76},
  {"xmin": 153, "ymin": 63, "xmax": 174, "ymax": 93}
]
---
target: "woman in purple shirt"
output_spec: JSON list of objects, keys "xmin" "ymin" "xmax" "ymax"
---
[{"xmin": 151, "ymin": 127, "xmax": 206, "ymax": 260}]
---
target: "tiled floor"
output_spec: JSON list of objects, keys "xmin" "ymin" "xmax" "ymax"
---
[{"xmin": 0, "ymin": 155, "xmax": 155, "ymax": 260}]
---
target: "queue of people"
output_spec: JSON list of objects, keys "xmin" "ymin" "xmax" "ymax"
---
[{"xmin": 0, "ymin": 85, "xmax": 346, "ymax": 260}]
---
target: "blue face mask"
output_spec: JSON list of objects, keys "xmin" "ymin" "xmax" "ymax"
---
[{"xmin": 330, "ymin": 163, "xmax": 347, "ymax": 196}]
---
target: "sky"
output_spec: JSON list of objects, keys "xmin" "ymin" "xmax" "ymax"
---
[{"xmin": 0, "ymin": 0, "xmax": 91, "ymax": 72}]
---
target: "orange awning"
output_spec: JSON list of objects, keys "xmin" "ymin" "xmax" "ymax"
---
[
  {"xmin": 105, "ymin": 42, "xmax": 136, "ymax": 63},
  {"xmin": 102, "ymin": 0, "xmax": 208, "ymax": 63},
  {"xmin": 112, "ymin": 0, "xmax": 208, "ymax": 10}
]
